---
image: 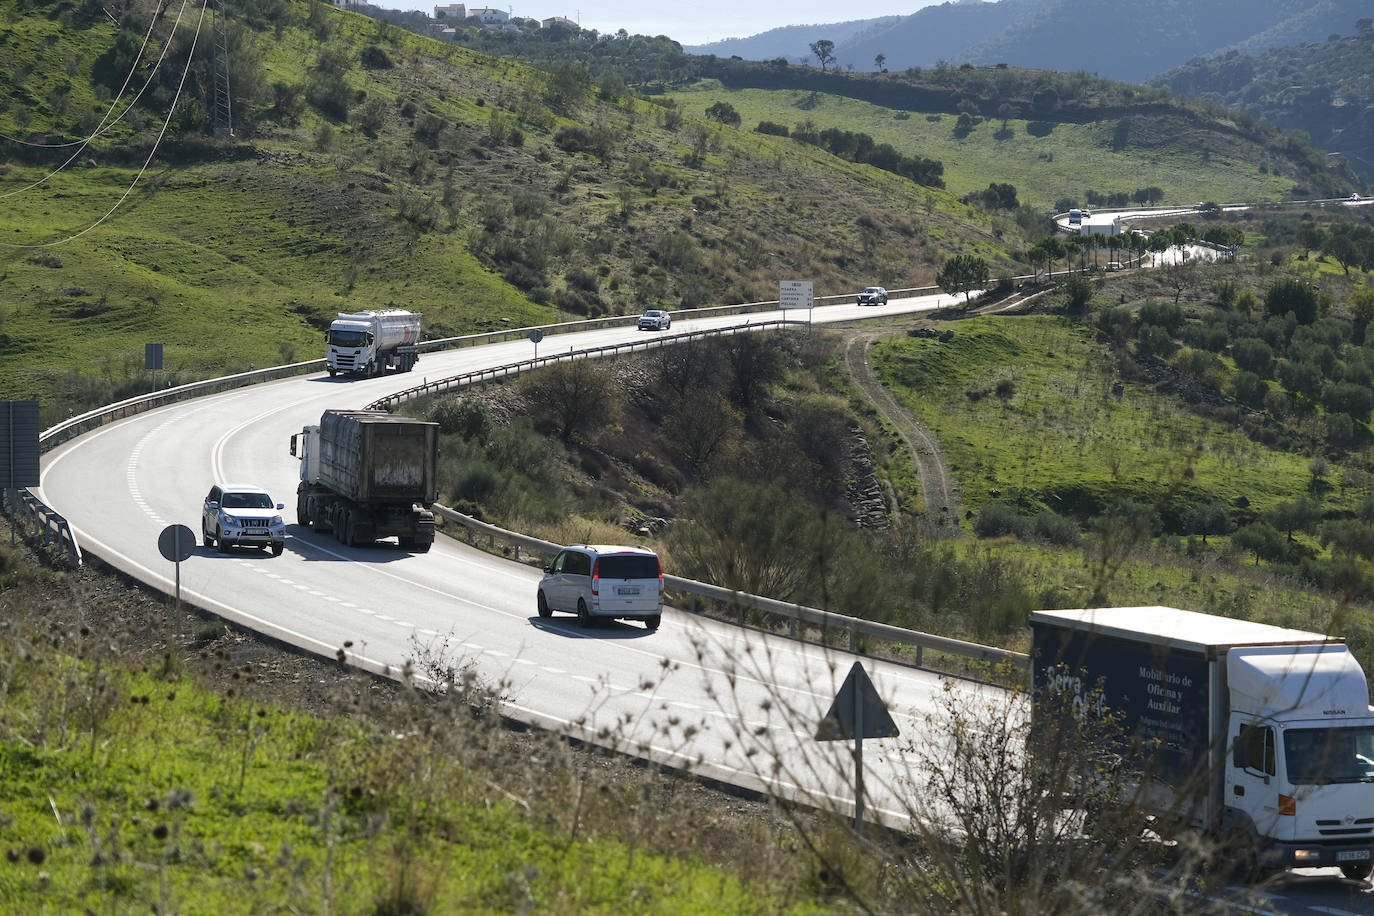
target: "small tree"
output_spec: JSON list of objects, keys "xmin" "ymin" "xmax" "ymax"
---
[
  {"xmin": 809, "ymin": 39, "xmax": 835, "ymax": 71},
  {"xmin": 936, "ymin": 254, "xmax": 990, "ymax": 303},
  {"xmin": 874, "ymin": 53, "xmax": 886, "ymax": 72},
  {"xmin": 704, "ymin": 100, "xmax": 741, "ymax": 128},
  {"xmin": 518, "ymin": 360, "xmax": 618, "ymax": 442}
]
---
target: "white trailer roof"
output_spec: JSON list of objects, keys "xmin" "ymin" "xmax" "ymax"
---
[{"xmin": 1030, "ymin": 606, "xmax": 1340, "ymax": 654}]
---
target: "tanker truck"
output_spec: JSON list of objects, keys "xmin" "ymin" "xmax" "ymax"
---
[
  {"xmin": 1032, "ymin": 606, "xmax": 1374, "ymax": 879},
  {"xmin": 326, "ymin": 309, "xmax": 421, "ymax": 378},
  {"xmin": 290, "ymin": 410, "xmax": 438, "ymax": 552}
]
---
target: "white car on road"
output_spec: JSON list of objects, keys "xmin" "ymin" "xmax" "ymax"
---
[{"xmin": 202, "ymin": 483, "xmax": 286, "ymax": 555}]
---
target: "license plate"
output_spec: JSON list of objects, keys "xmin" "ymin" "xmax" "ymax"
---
[
  {"xmin": 1337, "ymin": 850, "xmax": 1370, "ymax": 862},
  {"xmin": 615, "ymin": 586, "xmax": 640, "ymax": 596}
]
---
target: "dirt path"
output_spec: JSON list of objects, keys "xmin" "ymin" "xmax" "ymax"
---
[{"xmin": 843, "ymin": 329, "xmax": 961, "ymax": 537}]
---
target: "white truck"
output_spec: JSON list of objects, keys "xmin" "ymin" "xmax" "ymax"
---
[
  {"xmin": 1032, "ymin": 606, "xmax": 1374, "ymax": 879},
  {"xmin": 326, "ymin": 309, "xmax": 421, "ymax": 378}
]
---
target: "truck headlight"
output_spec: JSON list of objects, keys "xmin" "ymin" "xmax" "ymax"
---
[
  {"xmin": 271, "ymin": 516, "xmax": 283, "ymax": 527},
  {"xmin": 222, "ymin": 515, "xmax": 241, "ymax": 528},
  {"xmin": 1293, "ymin": 849, "xmax": 1322, "ymax": 862}
]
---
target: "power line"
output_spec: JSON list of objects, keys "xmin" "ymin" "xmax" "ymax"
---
[
  {"xmin": 1, "ymin": 0, "xmax": 208, "ymax": 249},
  {"xmin": 0, "ymin": 3, "xmax": 167, "ymax": 151},
  {"xmin": 0, "ymin": 0, "xmax": 195, "ymax": 202}
]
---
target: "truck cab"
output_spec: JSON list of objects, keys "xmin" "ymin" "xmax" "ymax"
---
[{"xmin": 1225, "ymin": 645, "xmax": 1374, "ymax": 877}]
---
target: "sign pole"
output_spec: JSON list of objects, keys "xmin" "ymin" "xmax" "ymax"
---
[{"xmin": 854, "ymin": 686, "xmax": 865, "ymax": 830}]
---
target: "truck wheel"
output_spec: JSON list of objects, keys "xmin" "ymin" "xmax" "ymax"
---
[
  {"xmin": 216, "ymin": 527, "xmax": 230, "ymax": 553},
  {"xmin": 297, "ymin": 501, "xmax": 309, "ymax": 527},
  {"xmin": 537, "ymin": 591, "xmax": 551, "ymax": 619},
  {"xmin": 202, "ymin": 522, "xmax": 215, "ymax": 548},
  {"xmin": 415, "ymin": 540, "xmax": 432, "ymax": 554},
  {"xmin": 576, "ymin": 598, "xmax": 592, "ymax": 628},
  {"xmin": 645, "ymin": 615, "xmax": 661, "ymax": 631},
  {"xmin": 271, "ymin": 542, "xmax": 284, "ymax": 557},
  {"xmin": 1341, "ymin": 862, "xmax": 1373, "ymax": 881}
]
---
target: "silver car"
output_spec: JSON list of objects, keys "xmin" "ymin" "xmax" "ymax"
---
[
  {"xmin": 638, "ymin": 309, "xmax": 671, "ymax": 330},
  {"xmin": 203, "ymin": 483, "xmax": 286, "ymax": 555},
  {"xmin": 537, "ymin": 544, "xmax": 663, "ymax": 629}
]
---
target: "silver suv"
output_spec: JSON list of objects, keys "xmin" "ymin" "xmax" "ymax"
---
[
  {"xmin": 537, "ymin": 544, "xmax": 663, "ymax": 630},
  {"xmin": 203, "ymin": 483, "xmax": 286, "ymax": 555}
]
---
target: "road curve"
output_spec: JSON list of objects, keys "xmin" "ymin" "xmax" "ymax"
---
[{"xmin": 37, "ymin": 295, "xmax": 972, "ymax": 823}]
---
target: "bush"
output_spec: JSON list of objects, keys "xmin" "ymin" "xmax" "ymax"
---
[
  {"xmin": 973, "ymin": 502, "xmax": 1026, "ymax": 539},
  {"xmin": 360, "ymin": 44, "xmax": 394, "ymax": 68},
  {"xmin": 1032, "ymin": 510, "xmax": 1079, "ymax": 545}
]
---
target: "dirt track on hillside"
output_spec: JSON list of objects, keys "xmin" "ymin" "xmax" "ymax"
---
[{"xmin": 842, "ymin": 329, "xmax": 961, "ymax": 538}]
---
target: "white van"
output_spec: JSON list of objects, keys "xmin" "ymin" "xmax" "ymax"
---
[{"xmin": 537, "ymin": 545, "xmax": 664, "ymax": 630}]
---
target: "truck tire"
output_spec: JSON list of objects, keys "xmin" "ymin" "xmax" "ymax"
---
[
  {"xmin": 297, "ymin": 500, "xmax": 309, "ymax": 527},
  {"xmin": 645, "ymin": 615, "xmax": 661, "ymax": 631},
  {"xmin": 271, "ymin": 542, "xmax": 284, "ymax": 557},
  {"xmin": 1342, "ymin": 862, "xmax": 1373, "ymax": 881},
  {"xmin": 415, "ymin": 540, "xmax": 432, "ymax": 554},
  {"xmin": 537, "ymin": 591, "xmax": 551, "ymax": 619},
  {"xmin": 327, "ymin": 367, "xmax": 336, "ymax": 378},
  {"xmin": 202, "ymin": 522, "xmax": 215, "ymax": 548},
  {"xmin": 216, "ymin": 527, "xmax": 230, "ymax": 553},
  {"xmin": 577, "ymin": 598, "xmax": 592, "ymax": 628}
]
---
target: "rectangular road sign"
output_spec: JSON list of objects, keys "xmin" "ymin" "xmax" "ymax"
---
[
  {"xmin": 779, "ymin": 280, "xmax": 813, "ymax": 310},
  {"xmin": 0, "ymin": 400, "xmax": 41, "ymax": 489}
]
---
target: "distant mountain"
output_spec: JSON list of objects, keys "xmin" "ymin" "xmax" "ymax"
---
[
  {"xmin": 1152, "ymin": 23, "xmax": 1374, "ymax": 183},
  {"xmin": 688, "ymin": 0, "xmax": 1370, "ymax": 84},
  {"xmin": 682, "ymin": 17, "xmax": 902, "ymax": 64}
]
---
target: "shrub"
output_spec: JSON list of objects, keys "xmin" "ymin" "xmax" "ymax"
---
[
  {"xmin": 360, "ymin": 44, "xmax": 394, "ymax": 68},
  {"xmin": 973, "ymin": 502, "xmax": 1026, "ymax": 539}
]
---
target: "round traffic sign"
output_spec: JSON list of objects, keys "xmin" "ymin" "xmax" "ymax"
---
[
  {"xmin": 158, "ymin": 524, "xmax": 197, "ymax": 563},
  {"xmin": 529, "ymin": 328, "xmax": 544, "ymax": 344}
]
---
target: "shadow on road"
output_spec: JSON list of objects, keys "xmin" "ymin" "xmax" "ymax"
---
[{"xmin": 528, "ymin": 617, "xmax": 657, "ymax": 639}]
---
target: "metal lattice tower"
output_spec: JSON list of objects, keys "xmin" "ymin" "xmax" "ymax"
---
[{"xmin": 209, "ymin": 0, "xmax": 232, "ymax": 137}]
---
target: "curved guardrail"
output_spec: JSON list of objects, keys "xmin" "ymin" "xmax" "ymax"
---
[
  {"xmin": 367, "ymin": 319, "xmax": 805, "ymax": 411},
  {"xmin": 15, "ymin": 288, "xmax": 1025, "ymax": 680},
  {"xmin": 2, "ymin": 487, "xmax": 82, "ymax": 567},
  {"xmin": 431, "ymin": 505, "xmax": 1029, "ymax": 679}
]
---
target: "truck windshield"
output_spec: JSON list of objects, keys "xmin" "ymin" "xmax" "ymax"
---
[
  {"xmin": 1284, "ymin": 726, "xmax": 1374, "ymax": 784},
  {"xmin": 329, "ymin": 329, "xmax": 370, "ymax": 348}
]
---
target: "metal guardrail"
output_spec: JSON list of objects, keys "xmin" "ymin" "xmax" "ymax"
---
[
  {"xmin": 2, "ymin": 487, "xmax": 82, "ymax": 567},
  {"xmin": 431, "ymin": 505, "xmax": 1029, "ymax": 678},
  {"xmin": 35, "ymin": 287, "xmax": 938, "ymax": 451},
  {"xmin": 366, "ymin": 319, "xmax": 806, "ymax": 411},
  {"xmin": 21, "ymin": 287, "xmax": 1009, "ymax": 671}
]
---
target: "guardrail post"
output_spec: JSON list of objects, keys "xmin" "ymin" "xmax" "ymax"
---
[
  {"xmin": 514, "ymin": 544, "xmax": 521, "ymax": 561},
  {"xmin": 849, "ymin": 624, "xmax": 857, "ymax": 653},
  {"xmin": 916, "ymin": 645, "xmax": 924, "ymax": 668}
]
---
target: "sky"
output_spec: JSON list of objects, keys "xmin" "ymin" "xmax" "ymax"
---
[{"xmin": 386, "ymin": 2, "xmax": 947, "ymax": 47}]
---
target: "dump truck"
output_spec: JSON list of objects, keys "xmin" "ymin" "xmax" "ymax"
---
[
  {"xmin": 326, "ymin": 309, "xmax": 421, "ymax": 378},
  {"xmin": 1032, "ymin": 606, "xmax": 1374, "ymax": 879},
  {"xmin": 290, "ymin": 410, "xmax": 438, "ymax": 552}
]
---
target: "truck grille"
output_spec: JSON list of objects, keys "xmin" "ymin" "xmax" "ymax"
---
[
  {"xmin": 334, "ymin": 355, "xmax": 358, "ymax": 369},
  {"xmin": 1315, "ymin": 817, "xmax": 1374, "ymax": 836}
]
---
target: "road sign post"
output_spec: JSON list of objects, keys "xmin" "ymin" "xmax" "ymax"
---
[
  {"xmin": 530, "ymin": 328, "xmax": 543, "ymax": 361},
  {"xmin": 146, "ymin": 343, "xmax": 164, "ymax": 392},
  {"xmin": 816, "ymin": 661, "xmax": 900, "ymax": 831},
  {"xmin": 778, "ymin": 280, "xmax": 814, "ymax": 326},
  {"xmin": 158, "ymin": 523, "xmax": 196, "ymax": 610}
]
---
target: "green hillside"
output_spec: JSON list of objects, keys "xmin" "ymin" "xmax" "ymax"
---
[
  {"xmin": 0, "ymin": 0, "xmax": 1011, "ymax": 420},
  {"xmin": 667, "ymin": 82, "xmax": 1295, "ymax": 207}
]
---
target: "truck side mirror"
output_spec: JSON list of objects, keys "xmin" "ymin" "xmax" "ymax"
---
[{"xmin": 289, "ymin": 434, "xmax": 298, "ymax": 457}]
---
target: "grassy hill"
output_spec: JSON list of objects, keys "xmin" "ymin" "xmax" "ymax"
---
[{"xmin": 0, "ymin": 0, "xmax": 1011, "ymax": 421}]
